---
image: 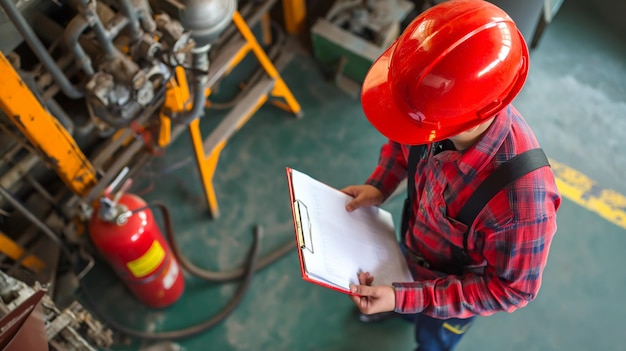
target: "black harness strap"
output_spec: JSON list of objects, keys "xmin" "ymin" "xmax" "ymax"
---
[
  {"xmin": 456, "ymin": 148, "xmax": 550, "ymax": 249},
  {"xmin": 400, "ymin": 145, "xmax": 425, "ymax": 238},
  {"xmin": 402, "ymin": 146, "xmax": 551, "ymax": 275}
]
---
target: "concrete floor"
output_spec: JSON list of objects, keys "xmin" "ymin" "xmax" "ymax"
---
[{"xmin": 86, "ymin": 0, "xmax": 626, "ymax": 349}]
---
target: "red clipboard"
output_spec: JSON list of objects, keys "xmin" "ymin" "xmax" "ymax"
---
[{"xmin": 286, "ymin": 167, "xmax": 358, "ymax": 296}]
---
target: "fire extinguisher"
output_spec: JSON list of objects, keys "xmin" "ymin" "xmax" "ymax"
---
[{"xmin": 89, "ymin": 192, "xmax": 185, "ymax": 308}]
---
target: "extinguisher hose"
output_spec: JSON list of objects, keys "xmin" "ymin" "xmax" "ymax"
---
[
  {"xmin": 153, "ymin": 201, "xmax": 295, "ymax": 282},
  {"xmin": 79, "ymin": 220, "xmax": 261, "ymax": 340}
]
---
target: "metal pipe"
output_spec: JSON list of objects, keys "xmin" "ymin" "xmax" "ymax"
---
[
  {"xmin": 92, "ymin": 101, "xmax": 142, "ymax": 129},
  {"xmin": 77, "ymin": 0, "xmax": 117, "ymax": 57},
  {"xmin": 0, "ymin": 185, "xmax": 74, "ymax": 262},
  {"xmin": 0, "ymin": 144, "xmax": 22, "ymax": 169},
  {"xmin": 0, "ymin": 0, "xmax": 83, "ymax": 99},
  {"xmin": 0, "ymin": 154, "xmax": 39, "ymax": 191},
  {"xmin": 34, "ymin": 53, "xmax": 74, "ymax": 96},
  {"xmin": 105, "ymin": 14, "xmax": 130, "ymax": 38},
  {"xmin": 170, "ymin": 47, "xmax": 209, "ymax": 125},
  {"xmin": 64, "ymin": 16, "xmax": 95, "ymax": 76},
  {"xmin": 40, "ymin": 55, "xmax": 80, "ymax": 101},
  {"xmin": 136, "ymin": 0, "xmax": 156, "ymax": 32},
  {"xmin": 45, "ymin": 99, "xmax": 75, "ymax": 135},
  {"xmin": 75, "ymin": 120, "xmax": 96, "ymax": 137},
  {"xmin": 22, "ymin": 173, "xmax": 58, "ymax": 208},
  {"xmin": 116, "ymin": 0, "xmax": 142, "ymax": 40},
  {"xmin": 91, "ymin": 18, "xmax": 117, "ymax": 57}
]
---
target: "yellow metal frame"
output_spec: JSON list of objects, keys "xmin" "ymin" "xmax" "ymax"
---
[
  {"xmin": 158, "ymin": 66, "xmax": 191, "ymax": 148},
  {"xmin": 0, "ymin": 231, "xmax": 45, "ymax": 273},
  {"xmin": 282, "ymin": 0, "xmax": 306, "ymax": 35},
  {"xmin": 261, "ymin": 13, "xmax": 273, "ymax": 46},
  {"xmin": 229, "ymin": 11, "xmax": 301, "ymax": 113},
  {"xmin": 160, "ymin": 11, "xmax": 301, "ymax": 217},
  {"xmin": 0, "ymin": 52, "xmax": 98, "ymax": 196},
  {"xmin": 193, "ymin": 11, "xmax": 301, "ymax": 217}
]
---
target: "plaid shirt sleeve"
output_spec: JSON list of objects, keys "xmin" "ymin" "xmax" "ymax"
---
[
  {"xmin": 365, "ymin": 140, "xmax": 408, "ymax": 199},
  {"xmin": 392, "ymin": 176, "xmax": 560, "ymax": 319}
]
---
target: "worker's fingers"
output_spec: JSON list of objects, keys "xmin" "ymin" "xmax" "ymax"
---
[
  {"xmin": 349, "ymin": 284, "xmax": 367, "ymax": 310},
  {"xmin": 345, "ymin": 199, "xmax": 360, "ymax": 212},
  {"xmin": 346, "ymin": 193, "xmax": 374, "ymax": 212},
  {"xmin": 349, "ymin": 284, "xmax": 396, "ymax": 315},
  {"xmin": 340, "ymin": 185, "xmax": 359, "ymax": 198},
  {"xmin": 350, "ymin": 284, "xmax": 376, "ymax": 297},
  {"xmin": 349, "ymin": 284, "xmax": 379, "ymax": 312},
  {"xmin": 358, "ymin": 271, "xmax": 374, "ymax": 285},
  {"xmin": 341, "ymin": 185, "xmax": 383, "ymax": 212},
  {"xmin": 340, "ymin": 186, "xmax": 356, "ymax": 212},
  {"xmin": 342, "ymin": 186, "xmax": 364, "ymax": 212}
]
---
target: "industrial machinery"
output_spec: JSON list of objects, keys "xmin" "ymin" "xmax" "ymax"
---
[
  {"xmin": 311, "ymin": 0, "xmax": 414, "ymax": 95},
  {"xmin": 0, "ymin": 269, "xmax": 113, "ymax": 350},
  {"xmin": 0, "ymin": 0, "xmax": 303, "ymax": 347},
  {"xmin": 310, "ymin": 0, "xmax": 562, "ymax": 96}
]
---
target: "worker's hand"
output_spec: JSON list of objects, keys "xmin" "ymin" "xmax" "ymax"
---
[
  {"xmin": 341, "ymin": 185, "xmax": 384, "ymax": 212},
  {"xmin": 349, "ymin": 272, "xmax": 396, "ymax": 315}
]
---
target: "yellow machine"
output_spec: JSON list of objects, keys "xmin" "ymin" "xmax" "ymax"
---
[{"xmin": 0, "ymin": 0, "xmax": 304, "ymax": 347}]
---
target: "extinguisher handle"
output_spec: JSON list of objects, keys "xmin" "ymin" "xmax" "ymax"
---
[
  {"xmin": 112, "ymin": 178, "xmax": 133, "ymax": 204},
  {"xmin": 104, "ymin": 167, "xmax": 130, "ymax": 199}
]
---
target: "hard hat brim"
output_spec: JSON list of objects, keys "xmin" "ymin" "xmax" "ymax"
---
[{"xmin": 361, "ymin": 45, "xmax": 470, "ymax": 145}]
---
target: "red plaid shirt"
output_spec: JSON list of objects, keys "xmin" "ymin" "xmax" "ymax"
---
[{"xmin": 366, "ymin": 106, "xmax": 561, "ymax": 319}]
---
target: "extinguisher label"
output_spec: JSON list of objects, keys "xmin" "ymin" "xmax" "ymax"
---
[
  {"xmin": 127, "ymin": 240, "xmax": 165, "ymax": 278},
  {"xmin": 162, "ymin": 259, "xmax": 179, "ymax": 290}
]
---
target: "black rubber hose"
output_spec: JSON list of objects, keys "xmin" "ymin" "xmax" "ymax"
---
[
  {"xmin": 79, "ymin": 216, "xmax": 261, "ymax": 340},
  {"xmin": 171, "ymin": 236, "xmax": 294, "ymax": 282},
  {"xmin": 158, "ymin": 199, "xmax": 294, "ymax": 282}
]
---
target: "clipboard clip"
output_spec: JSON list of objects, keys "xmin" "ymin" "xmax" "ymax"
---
[{"xmin": 293, "ymin": 199, "xmax": 314, "ymax": 253}]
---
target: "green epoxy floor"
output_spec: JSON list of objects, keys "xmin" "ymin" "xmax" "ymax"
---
[{"xmin": 87, "ymin": 0, "xmax": 626, "ymax": 349}]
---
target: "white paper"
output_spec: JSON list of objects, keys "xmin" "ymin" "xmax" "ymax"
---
[{"xmin": 290, "ymin": 168, "xmax": 412, "ymax": 291}]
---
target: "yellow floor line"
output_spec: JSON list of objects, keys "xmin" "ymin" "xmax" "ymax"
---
[{"xmin": 550, "ymin": 159, "xmax": 626, "ymax": 230}]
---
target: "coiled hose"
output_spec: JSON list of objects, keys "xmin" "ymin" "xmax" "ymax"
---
[
  {"xmin": 79, "ymin": 202, "xmax": 294, "ymax": 340},
  {"xmin": 155, "ymin": 201, "xmax": 295, "ymax": 282}
]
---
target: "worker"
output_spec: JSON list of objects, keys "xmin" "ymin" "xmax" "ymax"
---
[{"xmin": 340, "ymin": 1, "xmax": 561, "ymax": 350}]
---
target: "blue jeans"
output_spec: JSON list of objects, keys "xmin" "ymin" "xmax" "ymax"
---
[
  {"xmin": 398, "ymin": 242, "xmax": 475, "ymax": 350},
  {"xmin": 413, "ymin": 313, "xmax": 475, "ymax": 351}
]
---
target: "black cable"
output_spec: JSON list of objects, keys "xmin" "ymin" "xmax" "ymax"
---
[
  {"xmin": 169, "ymin": 227, "xmax": 294, "ymax": 282},
  {"xmin": 119, "ymin": 202, "xmax": 294, "ymax": 282}
]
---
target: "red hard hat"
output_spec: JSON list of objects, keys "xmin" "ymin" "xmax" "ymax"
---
[{"xmin": 361, "ymin": 0, "xmax": 529, "ymax": 145}]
